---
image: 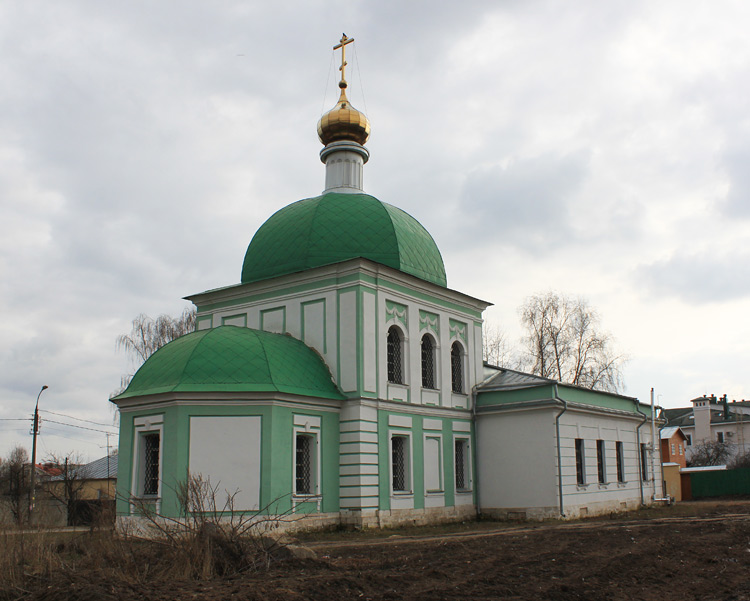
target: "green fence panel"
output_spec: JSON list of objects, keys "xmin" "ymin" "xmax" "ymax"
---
[{"xmin": 690, "ymin": 468, "xmax": 750, "ymax": 498}]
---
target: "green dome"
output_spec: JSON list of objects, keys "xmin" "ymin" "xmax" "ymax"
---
[
  {"xmin": 241, "ymin": 193, "xmax": 447, "ymax": 287},
  {"xmin": 113, "ymin": 326, "xmax": 344, "ymax": 401}
]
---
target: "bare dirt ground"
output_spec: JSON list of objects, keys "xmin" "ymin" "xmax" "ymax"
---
[{"xmin": 16, "ymin": 500, "xmax": 750, "ymax": 601}]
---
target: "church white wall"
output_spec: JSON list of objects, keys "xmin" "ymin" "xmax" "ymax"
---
[{"xmin": 188, "ymin": 416, "xmax": 262, "ymax": 511}]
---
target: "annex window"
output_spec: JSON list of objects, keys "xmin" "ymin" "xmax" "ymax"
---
[
  {"xmin": 450, "ymin": 342, "xmax": 464, "ymax": 394},
  {"xmin": 421, "ymin": 334, "xmax": 436, "ymax": 389},
  {"xmin": 717, "ymin": 432, "xmax": 724, "ymax": 443},
  {"xmin": 455, "ymin": 438, "xmax": 471, "ymax": 491},
  {"xmin": 387, "ymin": 326, "xmax": 404, "ymax": 385},
  {"xmin": 671, "ymin": 443, "xmax": 676, "ymax": 455},
  {"xmin": 679, "ymin": 444, "xmax": 683, "ymax": 456},
  {"xmin": 391, "ymin": 435, "xmax": 410, "ymax": 493},
  {"xmin": 596, "ymin": 439, "xmax": 606, "ymax": 483},
  {"xmin": 686, "ymin": 434, "xmax": 692, "ymax": 446},
  {"xmin": 575, "ymin": 438, "xmax": 585, "ymax": 485},
  {"xmin": 640, "ymin": 443, "xmax": 649, "ymax": 481},
  {"xmin": 295, "ymin": 434, "xmax": 316, "ymax": 495},
  {"xmin": 616, "ymin": 441, "xmax": 625, "ymax": 483},
  {"xmin": 142, "ymin": 432, "xmax": 160, "ymax": 497}
]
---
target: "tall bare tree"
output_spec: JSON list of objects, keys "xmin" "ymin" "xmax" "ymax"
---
[
  {"xmin": 116, "ymin": 307, "xmax": 197, "ymax": 390},
  {"xmin": 518, "ymin": 291, "xmax": 626, "ymax": 393},
  {"xmin": 0, "ymin": 446, "xmax": 30, "ymax": 525}
]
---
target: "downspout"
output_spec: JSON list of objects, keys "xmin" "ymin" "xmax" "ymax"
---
[
  {"xmin": 553, "ymin": 384, "xmax": 568, "ymax": 518},
  {"xmin": 633, "ymin": 398, "xmax": 649, "ymax": 506},
  {"xmin": 471, "ymin": 388, "xmax": 481, "ymax": 516}
]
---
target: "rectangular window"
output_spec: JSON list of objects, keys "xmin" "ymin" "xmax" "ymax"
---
[
  {"xmin": 679, "ymin": 444, "xmax": 683, "ymax": 456},
  {"xmin": 391, "ymin": 435, "xmax": 410, "ymax": 492},
  {"xmin": 575, "ymin": 438, "xmax": 585, "ymax": 485},
  {"xmin": 424, "ymin": 436, "xmax": 442, "ymax": 493},
  {"xmin": 455, "ymin": 438, "xmax": 470, "ymax": 491},
  {"xmin": 295, "ymin": 434, "xmax": 315, "ymax": 495},
  {"xmin": 686, "ymin": 434, "xmax": 692, "ymax": 446},
  {"xmin": 616, "ymin": 441, "xmax": 625, "ymax": 483},
  {"xmin": 671, "ymin": 443, "xmax": 675, "ymax": 455},
  {"xmin": 142, "ymin": 432, "xmax": 160, "ymax": 497},
  {"xmin": 596, "ymin": 439, "xmax": 606, "ymax": 483},
  {"xmin": 717, "ymin": 432, "xmax": 724, "ymax": 443},
  {"xmin": 640, "ymin": 443, "xmax": 649, "ymax": 481}
]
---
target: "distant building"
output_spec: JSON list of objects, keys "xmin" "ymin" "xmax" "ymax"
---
[{"xmin": 663, "ymin": 395, "xmax": 750, "ymax": 461}]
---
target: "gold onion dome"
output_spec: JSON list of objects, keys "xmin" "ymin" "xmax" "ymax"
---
[
  {"xmin": 317, "ymin": 34, "xmax": 370, "ymax": 146},
  {"xmin": 317, "ymin": 81, "xmax": 370, "ymax": 146}
]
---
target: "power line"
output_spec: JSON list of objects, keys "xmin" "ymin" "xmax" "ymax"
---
[
  {"xmin": 39, "ymin": 409, "xmax": 114, "ymax": 428},
  {"xmin": 42, "ymin": 418, "xmax": 117, "ymax": 435}
]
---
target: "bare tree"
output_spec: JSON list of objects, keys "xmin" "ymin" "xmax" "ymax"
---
[
  {"xmin": 518, "ymin": 291, "xmax": 626, "ymax": 393},
  {"xmin": 687, "ymin": 440, "xmax": 733, "ymax": 467},
  {"xmin": 482, "ymin": 322, "xmax": 515, "ymax": 368},
  {"xmin": 44, "ymin": 453, "xmax": 88, "ymax": 526},
  {"xmin": 116, "ymin": 307, "xmax": 196, "ymax": 389},
  {"xmin": 0, "ymin": 446, "xmax": 30, "ymax": 525}
]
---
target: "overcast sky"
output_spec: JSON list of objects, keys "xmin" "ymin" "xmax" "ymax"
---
[{"xmin": 2, "ymin": 0, "xmax": 749, "ymax": 461}]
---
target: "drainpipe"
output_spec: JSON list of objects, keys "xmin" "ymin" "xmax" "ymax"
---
[
  {"xmin": 553, "ymin": 384, "xmax": 568, "ymax": 518},
  {"xmin": 471, "ymin": 388, "xmax": 481, "ymax": 516},
  {"xmin": 633, "ymin": 398, "xmax": 649, "ymax": 506}
]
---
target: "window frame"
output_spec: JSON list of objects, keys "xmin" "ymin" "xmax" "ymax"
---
[
  {"xmin": 390, "ymin": 433, "xmax": 412, "ymax": 494},
  {"xmin": 575, "ymin": 438, "xmax": 586, "ymax": 485},
  {"xmin": 131, "ymin": 415, "xmax": 164, "ymax": 502},
  {"xmin": 454, "ymin": 437, "xmax": 472, "ymax": 492},
  {"xmin": 294, "ymin": 433, "xmax": 317, "ymax": 496},
  {"xmin": 387, "ymin": 325, "xmax": 406, "ymax": 385},
  {"xmin": 292, "ymin": 416, "xmax": 321, "ymax": 500},
  {"xmin": 420, "ymin": 333, "xmax": 438, "ymax": 390},
  {"xmin": 596, "ymin": 439, "xmax": 606, "ymax": 484},
  {"xmin": 616, "ymin": 441, "xmax": 625, "ymax": 483},
  {"xmin": 450, "ymin": 341, "xmax": 465, "ymax": 394},
  {"xmin": 640, "ymin": 443, "xmax": 649, "ymax": 481},
  {"xmin": 423, "ymin": 434, "xmax": 443, "ymax": 493}
]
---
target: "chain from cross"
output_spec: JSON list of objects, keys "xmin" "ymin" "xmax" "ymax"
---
[{"xmin": 333, "ymin": 33, "xmax": 354, "ymax": 85}]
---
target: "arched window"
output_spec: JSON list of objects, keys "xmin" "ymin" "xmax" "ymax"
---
[
  {"xmin": 421, "ymin": 334, "xmax": 436, "ymax": 389},
  {"xmin": 451, "ymin": 342, "xmax": 464, "ymax": 394},
  {"xmin": 387, "ymin": 326, "xmax": 404, "ymax": 384}
]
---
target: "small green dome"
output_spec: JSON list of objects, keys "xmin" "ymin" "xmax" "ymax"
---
[
  {"xmin": 241, "ymin": 193, "xmax": 447, "ymax": 287},
  {"xmin": 113, "ymin": 326, "xmax": 344, "ymax": 401}
]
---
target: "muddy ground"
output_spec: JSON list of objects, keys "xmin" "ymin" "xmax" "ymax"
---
[{"xmin": 15, "ymin": 501, "xmax": 750, "ymax": 601}]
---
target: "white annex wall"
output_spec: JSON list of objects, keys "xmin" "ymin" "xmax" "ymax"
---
[{"xmin": 188, "ymin": 416, "xmax": 262, "ymax": 511}]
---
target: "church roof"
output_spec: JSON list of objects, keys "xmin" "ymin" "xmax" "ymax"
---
[
  {"xmin": 112, "ymin": 326, "xmax": 344, "ymax": 401},
  {"xmin": 240, "ymin": 192, "xmax": 447, "ymax": 287}
]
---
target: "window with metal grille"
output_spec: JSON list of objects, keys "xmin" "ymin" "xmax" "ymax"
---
[
  {"xmin": 616, "ymin": 441, "xmax": 625, "ymax": 482},
  {"xmin": 391, "ymin": 435, "xmax": 408, "ymax": 492},
  {"xmin": 450, "ymin": 342, "xmax": 463, "ymax": 393},
  {"xmin": 640, "ymin": 443, "xmax": 649, "ymax": 481},
  {"xmin": 421, "ymin": 335, "xmax": 436, "ymax": 389},
  {"xmin": 295, "ymin": 434, "xmax": 314, "ymax": 495},
  {"xmin": 596, "ymin": 439, "xmax": 606, "ymax": 483},
  {"xmin": 142, "ymin": 433, "xmax": 160, "ymax": 496},
  {"xmin": 575, "ymin": 438, "xmax": 585, "ymax": 485},
  {"xmin": 455, "ymin": 438, "xmax": 469, "ymax": 490},
  {"xmin": 387, "ymin": 326, "xmax": 404, "ymax": 384}
]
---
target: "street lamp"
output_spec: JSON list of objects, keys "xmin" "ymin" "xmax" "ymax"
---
[{"xmin": 28, "ymin": 385, "xmax": 48, "ymax": 524}]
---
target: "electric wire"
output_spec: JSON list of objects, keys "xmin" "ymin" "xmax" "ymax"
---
[{"xmin": 39, "ymin": 409, "xmax": 114, "ymax": 428}]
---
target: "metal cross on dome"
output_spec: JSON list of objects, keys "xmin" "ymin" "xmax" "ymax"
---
[{"xmin": 333, "ymin": 33, "xmax": 354, "ymax": 85}]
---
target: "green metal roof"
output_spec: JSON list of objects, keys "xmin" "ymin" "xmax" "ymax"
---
[
  {"xmin": 113, "ymin": 326, "xmax": 344, "ymax": 401},
  {"xmin": 241, "ymin": 192, "xmax": 447, "ymax": 287}
]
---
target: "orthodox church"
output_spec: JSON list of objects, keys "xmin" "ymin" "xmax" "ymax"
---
[{"xmin": 112, "ymin": 36, "xmax": 662, "ymax": 528}]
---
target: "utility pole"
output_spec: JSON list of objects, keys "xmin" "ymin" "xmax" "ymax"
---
[{"xmin": 28, "ymin": 385, "xmax": 48, "ymax": 525}]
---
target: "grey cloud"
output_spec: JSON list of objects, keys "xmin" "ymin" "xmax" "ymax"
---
[
  {"xmin": 455, "ymin": 151, "xmax": 590, "ymax": 252},
  {"xmin": 636, "ymin": 252, "xmax": 750, "ymax": 303}
]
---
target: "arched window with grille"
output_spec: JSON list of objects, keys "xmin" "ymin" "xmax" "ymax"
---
[
  {"xmin": 387, "ymin": 326, "xmax": 404, "ymax": 384},
  {"xmin": 421, "ymin": 334, "xmax": 436, "ymax": 389},
  {"xmin": 450, "ymin": 341, "xmax": 464, "ymax": 394}
]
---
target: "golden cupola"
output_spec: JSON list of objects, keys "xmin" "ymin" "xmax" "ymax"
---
[
  {"xmin": 318, "ymin": 34, "xmax": 370, "ymax": 194},
  {"xmin": 317, "ymin": 34, "xmax": 370, "ymax": 146}
]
